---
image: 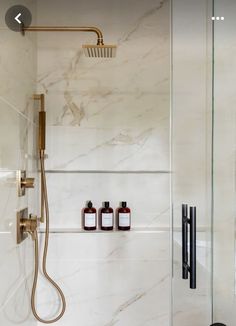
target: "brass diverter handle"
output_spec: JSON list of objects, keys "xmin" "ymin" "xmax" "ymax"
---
[
  {"xmin": 17, "ymin": 170, "xmax": 35, "ymax": 197},
  {"xmin": 20, "ymin": 215, "xmax": 38, "ymax": 232},
  {"xmin": 21, "ymin": 177, "xmax": 35, "ymax": 189},
  {"xmin": 20, "ymin": 214, "xmax": 39, "ymax": 241}
]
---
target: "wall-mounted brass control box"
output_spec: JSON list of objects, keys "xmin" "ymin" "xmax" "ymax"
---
[{"xmin": 16, "ymin": 208, "xmax": 38, "ymax": 244}]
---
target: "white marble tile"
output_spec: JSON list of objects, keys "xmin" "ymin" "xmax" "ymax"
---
[
  {"xmin": 25, "ymin": 1, "xmax": 171, "ymax": 325},
  {"xmin": 0, "ymin": 111, "xmax": 39, "ymax": 218},
  {"xmin": 36, "ymin": 259, "xmax": 170, "ymax": 326},
  {"xmin": 39, "ymin": 231, "xmax": 170, "ymax": 262},
  {"xmin": 0, "ymin": 271, "xmax": 34, "ymax": 326},
  {"xmin": 0, "ymin": 233, "xmax": 34, "ymax": 315},
  {"xmin": 0, "ymin": 1, "xmax": 37, "ymax": 325},
  {"xmin": 0, "ymin": 171, "xmax": 19, "ymax": 230},
  {"xmin": 37, "ymin": 0, "xmax": 170, "ymax": 171},
  {"xmin": 45, "ymin": 105, "xmax": 169, "ymax": 170},
  {"xmin": 35, "ymin": 231, "xmax": 170, "ymax": 326},
  {"xmin": 0, "ymin": 1, "xmax": 37, "ymax": 120},
  {"xmin": 0, "ymin": 99, "xmax": 27, "ymax": 170}
]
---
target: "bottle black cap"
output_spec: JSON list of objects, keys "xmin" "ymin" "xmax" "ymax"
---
[
  {"xmin": 88, "ymin": 201, "xmax": 93, "ymax": 208},
  {"xmin": 104, "ymin": 201, "xmax": 109, "ymax": 208},
  {"xmin": 121, "ymin": 201, "xmax": 127, "ymax": 208}
]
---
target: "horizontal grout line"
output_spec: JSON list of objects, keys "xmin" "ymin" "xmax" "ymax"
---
[{"xmin": 45, "ymin": 170, "xmax": 172, "ymax": 174}]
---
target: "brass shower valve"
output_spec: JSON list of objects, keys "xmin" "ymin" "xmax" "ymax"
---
[
  {"xmin": 17, "ymin": 208, "xmax": 40, "ymax": 244},
  {"xmin": 20, "ymin": 214, "xmax": 39, "ymax": 240}
]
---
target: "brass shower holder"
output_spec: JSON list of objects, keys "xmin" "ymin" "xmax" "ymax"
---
[
  {"xmin": 17, "ymin": 170, "xmax": 35, "ymax": 197},
  {"xmin": 16, "ymin": 208, "xmax": 38, "ymax": 244}
]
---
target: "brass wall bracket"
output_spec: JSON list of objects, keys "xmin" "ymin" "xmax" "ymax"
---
[
  {"xmin": 16, "ymin": 208, "xmax": 38, "ymax": 244},
  {"xmin": 17, "ymin": 170, "xmax": 35, "ymax": 197},
  {"xmin": 33, "ymin": 94, "xmax": 46, "ymax": 153}
]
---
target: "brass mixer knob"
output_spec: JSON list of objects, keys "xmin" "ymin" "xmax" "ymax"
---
[{"xmin": 21, "ymin": 177, "xmax": 35, "ymax": 188}]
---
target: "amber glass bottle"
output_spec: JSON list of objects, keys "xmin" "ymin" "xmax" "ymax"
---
[
  {"xmin": 118, "ymin": 202, "xmax": 131, "ymax": 230},
  {"xmin": 83, "ymin": 201, "xmax": 97, "ymax": 231},
  {"xmin": 100, "ymin": 201, "xmax": 114, "ymax": 231}
]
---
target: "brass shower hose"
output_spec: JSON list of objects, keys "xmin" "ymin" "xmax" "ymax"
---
[{"xmin": 31, "ymin": 153, "xmax": 66, "ymax": 323}]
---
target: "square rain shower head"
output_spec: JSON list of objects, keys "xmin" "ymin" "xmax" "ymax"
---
[{"xmin": 82, "ymin": 44, "xmax": 117, "ymax": 58}]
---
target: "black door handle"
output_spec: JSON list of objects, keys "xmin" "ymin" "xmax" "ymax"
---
[
  {"xmin": 182, "ymin": 204, "xmax": 196, "ymax": 289},
  {"xmin": 182, "ymin": 204, "xmax": 188, "ymax": 280},
  {"xmin": 189, "ymin": 206, "xmax": 196, "ymax": 289}
]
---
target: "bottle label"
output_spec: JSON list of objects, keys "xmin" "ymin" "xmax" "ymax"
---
[
  {"xmin": 102, "ymin": 213, "xmax": 113, "ymax": 227},
  {"xmin": 85, "ymin": 213, "xmax": 96, "ymax": 227},
  {"xmin": 119, "ymin": 213, "xmax": 130, "ymax": 227}
]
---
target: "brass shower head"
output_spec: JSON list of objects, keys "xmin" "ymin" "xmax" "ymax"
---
[{"xmin": 82, "ymin": 44, "xmax": 117, "ymax": 58}]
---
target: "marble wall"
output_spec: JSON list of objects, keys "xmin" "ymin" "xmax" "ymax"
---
[
  {"xmin": 37, "ymin": 0, "xmax": 171, "ymax": 228},
  {"xmin": 36, "ymin": 0, "xmax": 171, "ymax": 325},
  {"xmin": 0, "ymin": 0, "xmax": 222, "ymax": 325},
  {"xmin": 0, "ymin": 1, "xmax": 37, "ymax": 325},
  {"xmin": 36, "ymin": 231, "xmax": 170, "ymax": 326},
  {"xmin": 3, "ymin": 0, "xmax": 233, "ymax": 325}
]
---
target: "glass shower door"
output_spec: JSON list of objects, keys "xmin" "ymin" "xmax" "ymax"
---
[
  {"xmin": 172, "ymin": 1, "xmax": 213, "ymax": 325},
  {"xmin": 212, "ymin": 1, "xmax": 236, "ymax": 325}
]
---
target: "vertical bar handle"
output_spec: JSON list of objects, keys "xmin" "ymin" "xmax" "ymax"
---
[
  {"xmin": 181, "ymin": 204, "xmax": 197, "ymax": 289},
  {"xmin": 182, "ymin": 204, "xmax": 188, "ymax": 279},
  {"xmin": 189, "ymin": 206, "xmax": 196, "ymax": 289}
]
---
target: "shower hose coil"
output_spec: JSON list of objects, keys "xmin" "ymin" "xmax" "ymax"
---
[{"xmin": 31, "ymin": 156, "xmax": 66, "ymax": 324}]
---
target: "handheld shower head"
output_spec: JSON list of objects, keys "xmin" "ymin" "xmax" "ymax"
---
[{"xmin": 82, "ymin": 44, "xmax": 117, "ymax": 58}]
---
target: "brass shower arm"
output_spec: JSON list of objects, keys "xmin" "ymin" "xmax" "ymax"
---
[
  {"xmin": 22, "ymin": 26, "xmax": 104, "ymax": 45},
  {"xmin": 22, "ymin": 25, "xmax": 116, "ymax": 57}
]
